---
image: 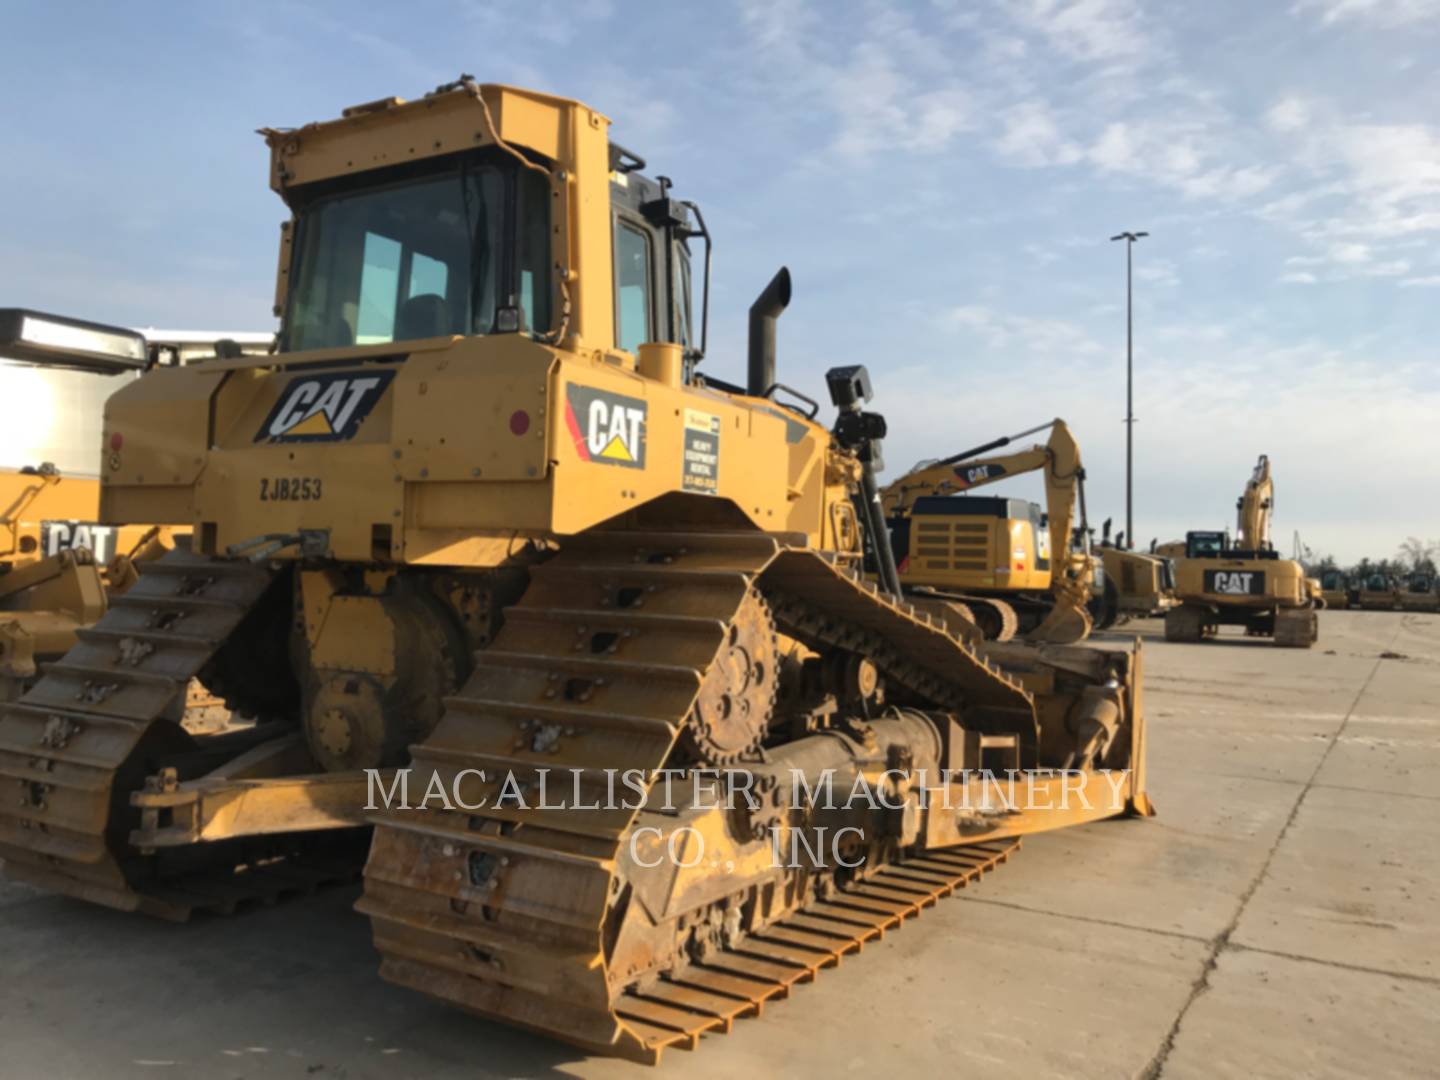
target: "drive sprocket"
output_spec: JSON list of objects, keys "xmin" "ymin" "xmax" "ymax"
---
[{"xmin": 680, "ymin": 589, "xmax": 777, "ymax": 765}]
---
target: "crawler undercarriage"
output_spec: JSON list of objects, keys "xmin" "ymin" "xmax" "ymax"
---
[{"xmin": 0, "ymin": 527, "xmax": 1147, "ymax": 1060}]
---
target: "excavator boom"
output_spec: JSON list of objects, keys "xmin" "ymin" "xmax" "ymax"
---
[{"xmin": 1236, "ymin": 454, "xmax": 1274, "ymax": 552}]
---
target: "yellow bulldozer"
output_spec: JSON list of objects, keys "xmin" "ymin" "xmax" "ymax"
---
[
  {"xmin": 1095, "ymin": 520, "xmax": 1176, "ymax": 620},
  {"xmin": 1165, "ymin": 455, "xmax": 1317, "ymax": 647},
  {"xmin": 0, "ymin": 79, "xmax": 1152, "ymax": 1062},
  {"xmin": 879, "ymin": 419, "xmax": 1107, "ymax": 644},
  {"xmin": 1398, "ymin": 571, "xmax": 1439, "ymax": 613},
  {"xmin": 1318, "ymin": 568, "xmax": 1353, "ymax": 610}
]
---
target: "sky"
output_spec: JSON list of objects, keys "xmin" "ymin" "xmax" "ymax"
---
[{"xmin": 3, "ymin": 0, "xmax": 1438, "ymax": 563}]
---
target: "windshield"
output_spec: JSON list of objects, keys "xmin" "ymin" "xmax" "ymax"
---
[
  {"xmin": 283, "ymin": 155, "xmax": 550, "ymax": 352},
  {"xmin": 1187, "ymin": 533, "xmax": 1225, "ymax": 558},
  {"xmin": 1321, "ymin": 570, "xmax": 1343, "ymax": 588},
  {"xmin": 1367, "ymin": 575, "xmax": 1388, "ymax": 590}
]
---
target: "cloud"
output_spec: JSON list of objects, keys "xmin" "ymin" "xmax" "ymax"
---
[
  {"xmin": 1259, "ymin": 114, "xmax": 1440, "ymax": 276},
  {"xmin": 1281, "ymin": 242, "xmax": 1411, "ymax": 280},
  {"xmin": 1292, "ymin": 0, "xmax": 1440, "ymax": 27},
  {"xmin": 1400, "ymin": 274, "xmax": 1440, "ymax": 286},
  {"xmin": 937, "ymin": 304, "xmax": 1105, "ymax": 356},
  {"xmin": 1084, "ymin": 120, "xmax": 1277, "ymax": 200},
  {"xmin": 1280, "ymin": 271, "xmax": 1319, "ymax": 284},
  {"xmin": 1006, "ymin": 0, "xmax": 1153, "ymax": 62},
  {"xmin": 1136, "ymin": 259, "xmax": 1180, "ymax": 287},
  {"xmin": 737, "ymin": 1, "xmax": 975, "ymax": 159},
  {"xmin": 1265, "ymin": 97, "xmax": 1311, "ymax": 133},
  {"xmin": 994, "ymin": 101, "xmax": 1083, "ymax": 165}
]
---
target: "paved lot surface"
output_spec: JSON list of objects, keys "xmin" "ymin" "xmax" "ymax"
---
[{"xmin": 3, "ymin": 609, "xmax": 1436, "ymax": 1078}]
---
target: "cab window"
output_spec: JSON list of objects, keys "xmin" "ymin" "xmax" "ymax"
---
[
  {"xmin": 616, "ymin": 222, "xmax": 652, "ymax": 354},
  {"xmin": 674, "ymin": 249, "xmax": 693, "ymax": 348}
]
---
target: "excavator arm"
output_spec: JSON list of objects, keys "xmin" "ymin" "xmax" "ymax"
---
[
  {"xmin": 881, "ymin": 419, "xmax": 1095, "ymax": 642},
  {"xmin": 1236, "ymin": 454, "xmax": 1273, "ymax": 552}
]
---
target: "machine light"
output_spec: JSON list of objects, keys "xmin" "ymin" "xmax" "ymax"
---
[{"xmin": 0, "ymin": 308, "xmax": 148, "ymax": 372}]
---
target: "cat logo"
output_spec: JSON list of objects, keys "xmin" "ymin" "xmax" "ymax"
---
[
  {"xmin": 564, "ymin": 384, "xmax": 647, "ymax": 470},
  {"xmin": 256, "ymin": 370, "xmax": 395, "ymax": 444},
  {"xmin": 953, "ymin": 462, "xmax": 1007, "ymax": 489},
  {"xmin": 41, "ymin": 520, "xmax": 118, "ymax": 563},
  {"xmin": 1204, "ymin": 569, "xmax": 1265, "ymax": 596}
]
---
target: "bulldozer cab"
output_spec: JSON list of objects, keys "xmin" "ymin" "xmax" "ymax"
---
[
  {"xmin": 274, "ymin": 110, "xmax": 702, "ymax": 363},
  {"xmin": 280, "ymin": 150, "xmax": 555, "ymax": 351}
]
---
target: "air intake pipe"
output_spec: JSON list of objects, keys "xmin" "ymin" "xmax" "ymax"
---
[{"xmin": 747, "ymin": 267, "xmax": 791, "ymax": 397}]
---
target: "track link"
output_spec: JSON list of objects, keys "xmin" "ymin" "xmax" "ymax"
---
[
  {"xmin": 360, "ymin": 530, "xmax": 1033, "ymax": 1061},
  {"xmin": 0, "ymin": 547, "xmax": 355, "ymax": 919}
]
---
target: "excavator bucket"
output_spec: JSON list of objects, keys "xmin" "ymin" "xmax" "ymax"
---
[{"xmin": 1026, "ymin": 599, "xmax": 1093, "ymax": 644}]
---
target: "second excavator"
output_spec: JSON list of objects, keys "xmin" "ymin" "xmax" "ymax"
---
[
  {"xmin": 1165, "ymin": 455, "xmax": 1317, "ymax": 647},
  {"xmin": 880, "ymin": 419, "xmax": 1114, "ymax": 643}
]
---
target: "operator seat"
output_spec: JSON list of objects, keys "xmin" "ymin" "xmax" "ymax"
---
[{"xmin": 396, "ymin": 293, "xmax": 449, "ymax": 340}]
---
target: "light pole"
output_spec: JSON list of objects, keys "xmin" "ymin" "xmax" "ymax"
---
[{"xmin": 1110, "ymin": 230, "xmax": 1148, "ymax": 550}]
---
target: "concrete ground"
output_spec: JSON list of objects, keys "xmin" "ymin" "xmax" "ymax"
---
[{"xmin": 2, "ymin": 609, "xmax": 1437, "ymax": 1079}]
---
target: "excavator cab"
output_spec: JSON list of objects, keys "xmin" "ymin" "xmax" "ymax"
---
[{"xmin": 1184, "ymin": 531, "xmax": 1227, "ymax": 558}]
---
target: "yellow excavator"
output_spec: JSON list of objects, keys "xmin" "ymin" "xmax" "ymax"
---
[
  {"xmin": 0, "ymin": 79, "xmax": 1152, "ymax": 1063},
  {"xmin": 1166, "ymin": 455, "xmax": 1317, "ymax": 647},
  {"xmin": 881, "ymin": 419, "xmax": 1108, "ymax": 644}
]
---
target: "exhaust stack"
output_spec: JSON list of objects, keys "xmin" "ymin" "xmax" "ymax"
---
[{"xmin": 747, "ymin": 267, "xmax": 791, "ymax": 397}]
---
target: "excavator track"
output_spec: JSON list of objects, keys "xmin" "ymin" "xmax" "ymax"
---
[
  {"xmin": 360, "ymin": 529, "xmax": 1034, "ymax": 1062},
  {"xmin": 0, "ymin": 547, "xmax": 359, "ymax": 919},
  {"xmin": 966, "ymin": 596, "xmax": 1020, "ymax": 642},
  {"xmin": 907, "ymin": 586, "xmax": 1018, "ymax": 642}
]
